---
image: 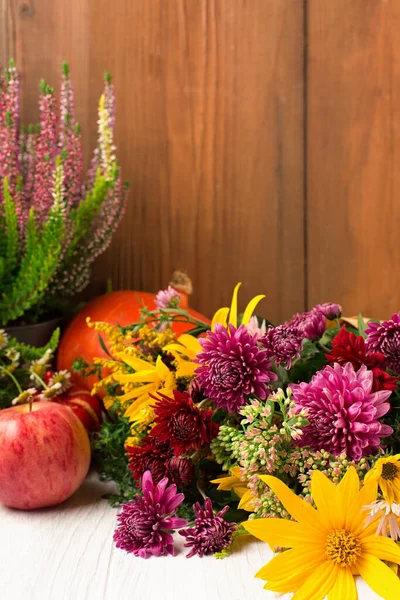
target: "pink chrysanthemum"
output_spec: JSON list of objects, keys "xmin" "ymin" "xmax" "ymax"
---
[
  {"xmin": 291, "ymin": 363, "xmax": 393, "ymax": 460},
  {"xmin": 246, "ymin": 315, "xmax": 267, "ymax": 340},
  {"xmin": 179, "ymin": 498, "xmax": 237, "ymax": 558},
  {"xmin": 113, "ymin": 471, "xmax": 187, "ymax": 558},
  {"xmin": 195, "ymin": 324, "xmax": 277, "ymax": 413},
  {"xmin": 366, "ymin": 313, "xmax": 400, "ymax": 373},
  {"xmin": 155, "ymin": 286, "xmax": 181, "ymax": 309}
]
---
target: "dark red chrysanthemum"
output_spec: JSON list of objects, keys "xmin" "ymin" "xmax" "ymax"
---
[
  {"xmin": 150, "ymin": 390, "xmax": 219, "ymax": 456},
  {"xmin": 179, "ymin": 497, "xmax": 237, "ymax": 558},
  {"xmin": 127, "ymin": 437, "xmax": 172, "ymax": 484},
  {"xmin": 370, "ymin": 368, "xmax": 399, "ymax": 392},
  {"xmin": 166, "ymin": 457, "xmax": 195, "ymax": 487},
  {"xmin": 326, "ymin": 327, "xmax": 386, "ymax": 369},
  {"xmin": 326, "ymin": 328, "xmax": 399, "ymax": 392}
]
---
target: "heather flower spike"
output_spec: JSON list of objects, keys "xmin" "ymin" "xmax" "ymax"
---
[{"xmin": 0, "ymin": 61, "xmax": 125, "ymax": 326}]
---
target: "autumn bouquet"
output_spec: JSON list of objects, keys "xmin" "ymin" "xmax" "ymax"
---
[{"xmin": 78, "ymin": 284, "xmax": 400, "ymax": 599}]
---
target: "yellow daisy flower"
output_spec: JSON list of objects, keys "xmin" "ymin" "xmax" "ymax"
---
[
  {"xmin": 211, "ymin": 282, "xmax": 266, "ymax": 331},
  {"xmin": 365, "ymin": 455, "xmax": 400, "ymax": 505},
  {"xmin": 212, "ymin": 466, "xmax": 256, "ymax": 511},
  {"xmin": 111, "ymin": 354, "xmax": 175, "ymax": 423},
  {"xmin": 243, "ymin": 467, "xmax": 400, "ymax": 599},
  {"xmin": 163, "ymin": 333, "xmax": 202, "ymax": 378}
]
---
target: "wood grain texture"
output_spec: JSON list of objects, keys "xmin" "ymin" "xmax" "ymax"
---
[
  {"xmin": 2, "ymin": 0, "xmax": 305, "ymax": 323},
  {"xmin": 307, "ymin": 0, "xmax": 400, "ymax": 318},
  {"xmin": 0, "ymin": 472, "xmax": 380, "ymax": 600}
]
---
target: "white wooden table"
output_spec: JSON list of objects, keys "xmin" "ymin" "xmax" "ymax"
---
[{"xmin": 0, "ymin": 472, "xmax": 381, "ymax": 600}]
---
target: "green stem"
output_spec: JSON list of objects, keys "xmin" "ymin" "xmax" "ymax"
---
[
  {"xmin": 196, "ymin": 481, "xmax": 207, "ymax": 501},
  {"xmin": 143, "ymin": 308, "xmax": 209, "ymax": 328},
  {"xmin": 31, "ymin": 371, "xmax": 49, "ymax": 389},
  {"xmin": 0, "ymin": 365, "xmax": 23, "ymax": 395},
  {"xmin": 196, "ymin": 399, "xmax": 209, "ymax": 409}
]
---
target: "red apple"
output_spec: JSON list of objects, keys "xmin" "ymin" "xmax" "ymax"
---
[
  {"xmin": 53, "ymin": 386, "xmax": 103, "ymax": 432},
  {"xmin": 0, "ymin": 401, "xmax": 91, "ymax": 510}
]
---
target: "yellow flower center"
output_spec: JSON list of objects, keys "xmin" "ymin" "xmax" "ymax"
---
[
  {"xmin": 325, "ymin": 529, "xmax": 361, "ymax": 567},
  {"xmin": 382, "ymin": 463, "xmax": 398, "ymax": 481}
]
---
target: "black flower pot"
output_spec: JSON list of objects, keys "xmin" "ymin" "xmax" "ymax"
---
[{"xmin": 5, "ymin": 316, "xmax": 66, "ymax": 347}]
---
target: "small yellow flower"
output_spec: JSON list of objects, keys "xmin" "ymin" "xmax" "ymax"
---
[
  {"xmin": 211, "ymin": 282, "xmax": 266, "ymax": 331},
  {"xmin": 140, "ymin": 324, "xmax": 175, "ymax": 350},
  {"xmin": 365, "ymin": 455, "xmax": 400, "ymax": 504},
  {"xmin": 124, "ymin": 435, "xmax": 141, "ymax": 449},
  {"xmin": 212, "ymin": 466, "xmax": 256, "ymax": 511},
  {"xmin": 0, "ymin": 328, "xmax": 9, "ymax": 350},
  {"xmin": 243, "ymin": 468, "xmax": 400, "ymax": 599},
  {"xmin": 163, "ymin": 334, "xmax": 202, "ymax": 378},
  {"xmin": 110, "ymin": 354, "xmax": 175, "ymax": 423}
]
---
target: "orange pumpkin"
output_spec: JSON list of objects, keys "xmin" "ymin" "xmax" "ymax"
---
[{"xmin": 56, "ymin": 290, "xmax": 210, "ymax": 391}]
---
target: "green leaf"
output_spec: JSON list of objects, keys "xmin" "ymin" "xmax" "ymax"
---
[
  {"xmin": 98, "ymin": 333, "xmax": 112, "ymax": 357},
  {"xmin": 300, "ymin": 339, "xmax": 319, "ymax": 358},
  {"xmin": 11, "ymin": 328, "xmax": 60, "ymax": 362},
  {"xmin": 0, "ymin": 194, "xmax": 65, "ymax": 325},
  {"xmin": 2, "ymin": 178, "xmax": 19, "ymax": 276},
  {"xmin": 67, "ymin": 171, "xmax": 109, "ymax": 256},
  {"xmin": 358, "ymin": 312, "xmax": 368, "ymax": 339}
]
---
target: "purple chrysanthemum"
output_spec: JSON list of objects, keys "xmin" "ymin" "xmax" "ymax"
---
[
  {"xmin": 366, "ymin": 313, "xmax": 400, "ymax": 373},
  {"xmin": 179, "ymin": 498, "xmax": 237, "ymax": 558},
  {"xmin": 288, "ymin": 307, "xmax": 326, "ymax": 341},
  {"xmin": 315, "ymin": 302, "xmax": 342, "ymax": 320},
  {"xmin": 113, "ymin": 471, "xmax": 187, "ymax": 558},
  {"xmin": 291, "ymin": 363, "xmax": 393, "ymax": 460},
  {"xmin": 195, "ymin": 324, "xmax": 277, "ymax": 413},
  {"xmin": 260, "ymin": 324, "xmax": 303, "ymax": 368},
  {"xmin": 155, "ymin": 286, "xmax": 181, "ymax": 309}
]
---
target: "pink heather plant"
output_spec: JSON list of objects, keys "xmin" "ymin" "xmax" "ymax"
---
[
  {"xmin": 291, "ymin": 363, "xmax": 393, "ymax": 460},
  {"xmin": 0, "ymin": 60, "xmax": 126, "ymax": 325}
]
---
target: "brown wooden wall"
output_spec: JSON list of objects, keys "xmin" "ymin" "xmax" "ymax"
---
[{"xmin": 1, "ymin": 0, "xmax": 399, "ymax": 323}]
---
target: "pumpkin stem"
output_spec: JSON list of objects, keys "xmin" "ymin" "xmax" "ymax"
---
[{"xmin": 169, "ymin": 270, "xmax": 193, "ymax": 309}]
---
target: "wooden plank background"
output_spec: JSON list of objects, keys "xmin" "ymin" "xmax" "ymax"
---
[{"xmin": 1, "ymin": 0, "xmax": 399, "ymax": 322}]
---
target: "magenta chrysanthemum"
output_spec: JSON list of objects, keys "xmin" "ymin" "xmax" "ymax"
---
[
  {"xmin": 315, "ymin": 302, "xmax": 342, "ymax": 320},
  {"xmin": 113, "ymin": 471, "xmax": 187, "ymax": 558},
  {"xmin": 292, "ymin": 363, "xmax": 393, "ymax": 460},
  {"xmin": 195, "ymin": 324, "xmax": 277, "ymax": 413},
  {"xmin": 288, "ymin": 307, "xmax": 326, "ymax": 341},
  {"xmin": 155, "ymin": 286, "xmax": 181, "ymax": 309},
  {"xmin": 260, "ymin": 324, "xmax": 303, "ymax": 368},
  {"xmin": 179, "ymin": 498, "xmax": 237, "ymax": 558},
  {"xmin": 366, "ymin": 313, "xmax": 400, "ymax": 373}
]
